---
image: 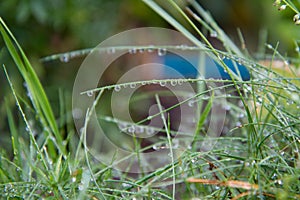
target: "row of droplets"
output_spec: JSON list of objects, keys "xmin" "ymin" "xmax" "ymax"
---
[
  {"xmin": 57, "ymin": 44, "xmax": 260, "ymax": 67},
  {"xmin": 274, "ymin": 1, "xmax": 300, "ymax": 25},
  {"xmin": 118, "ymin": 122, "xmax": 157, "ymax": 136},
  {"xmin": 84, "ymin": 78, "xmax": 193, "ymax": 96}
]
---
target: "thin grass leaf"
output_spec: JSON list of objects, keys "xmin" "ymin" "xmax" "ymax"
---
[
  {"xmin": 0, "ymin": 17, "xmax": 66, "ymax": 156},
  {"xmin": 155, "ymin": 94, "xmax": 175, "ymax": 199},
  {"xmin": 5, "ymin": 98, "xmax": 22, "ymax": 169}
]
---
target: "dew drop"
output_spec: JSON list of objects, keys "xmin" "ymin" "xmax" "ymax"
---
[
  {"xmin": 107, "ymin": 47, "xmax": 116, "ymax": 54},
  {"xmin": 122, "ymin": 183, "xmax": 131, "ymax": 188},
  {"xmin": 210, "ymin": 31, "xmax": 218, "ymax": 38},
  {"xmin": 284, "ymin": 60, "xmax": 290, "ymax": 65},
  {"xmin": 114, "ymin": 85, "xmax": 121, "ymax": 92},
  {"xmin": 118, "ymin": 122, "xmax": 127, "ymax": 130},
  {"xmin": 129, "ymin": 48, "xmax": 137, "ymax": 54},
  {"xmin": 271, "ymin": 173, "xmax": 278, "ymax": 180},
  {"xmin": 60, "ymin": 54, "xmax": 70, "ymax": 63},
  {"xmin": 87, "ymin": 91, "xmax": 93, "ymax": 97},
  {"xmin": 278, "ymin": 4, "xmax": 287, "ymax": 11},
  {"xmin": 139, "ymin": 48, "xmax": 145, "ymax": 53},
  {"xmin": 147, "ymin": 45, "xmax": 155, "ymax": 53},
  {"xmin": 178, "ymin": 79, "xmax": 183, "ymax": 85},
  {"xmin": 257, "ymin": 97, "xmax": 263, "ymax": 103},
  {"xmin": 236, "ymin": 121, "xmax": 242, "ymax": 127},
  {"xmin": 135, "ymin": 126, "xmax": 144, "ymax": 134},
  {"xmin": 238, "ymin": 113, "xmax": 245, "ymax": 119},
  {"xmin": 71, "ymin": 177, "xmax": 77, "ymax": 182},
  {"xmin": 130, "ymin": 83, "xmax": 136, "ymax": 88},
  {"xmin": 293, "ymin": 13, "xmax": 300, "ymax": 22},
  {"xmin": 153, "ymin": 144, "xmax": 161, "ymax": 150},
  {"xmin": 202, "ymin": 95, "xmax": 209, "ymax": 100},
  {"xmin": 223, "ymin": 104, "xmax": 231, "ymax": 111},
  {"xmin": 287, "ymin": 100, "xmax": 294, "ymax": 105},
  {"xmin": 180, "ymin": 44, "xmax": 188, "ymax": 50},
  {"xmin": 277, "ymin": 179, "xmax": 283, "ymax": 185},
  {"xmin": 127, "ymin": 125, "xmax": 135, "ymax": 133},
  {"xmin": 170, "ymin": 80, "xmax": 177, "ymax": 86},
  {"xmin": 188, "ymin": 100, "xmax": 194, "ymax": 107},
  {"xmin": 78, "ymin": 184, "xmax": 84, "ymax": 191},
  {"xmin": 267, "ymin": 44, "xmax": 273, "ymax": 49},
  {"xmin": 159, "ymin": 81, "xmax": 167, "ymax": 87},
  {"xmin": 157, "ymin": 48, "xmax": 167, "ymax": 56},
  {"xmin": 146, "ymin": 127, "xmax": 155, "ymax": 135}
]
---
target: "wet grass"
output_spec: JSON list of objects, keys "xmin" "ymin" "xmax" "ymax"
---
[{"xmin": 1, "ymin": 0, "xmax": 300, "ymax": 199}]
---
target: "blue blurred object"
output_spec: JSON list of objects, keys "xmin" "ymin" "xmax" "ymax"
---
[{"xmin": 159, "ymin": 53, "xmax": 250, "ymax": 81}]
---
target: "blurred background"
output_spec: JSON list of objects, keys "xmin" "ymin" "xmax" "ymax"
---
[{"xmin": 0, "ymin": 0, "xmax": 299, "ymax": 149}]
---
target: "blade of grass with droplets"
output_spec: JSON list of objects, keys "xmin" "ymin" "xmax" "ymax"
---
[
  {"xmin": 155, "ymin": 94, "xmax": 175, "ymax": 199},
  {"xmin": 189, "ymin": 0, "xmax": 243, "ymax": 57},
  {"xmin": 3, "ymin": 65, "xmax": 49, "ymax": 182},
  {"xmin": 142, "ymin": 0, "xmax": 207, "ymax": 51},
  {"xmin": 5, "ymin": 98, "xmax": 22, "ymax": 169},
  {"xmin": 0, "ymin": 18, "xmax": 66, "ymax": 157},
  {"xmin": 192, "ymin": 91, "xmax": 214, "ymax": 151}
]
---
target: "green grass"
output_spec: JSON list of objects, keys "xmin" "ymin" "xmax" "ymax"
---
[{"xmin": 1, "ymin": 0, "xmax": 300, "ymax": 199}]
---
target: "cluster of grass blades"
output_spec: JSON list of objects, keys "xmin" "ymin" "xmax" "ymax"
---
[{"xmin": 1, "ymin": 0, "xmax": 300, "ymax": 199}]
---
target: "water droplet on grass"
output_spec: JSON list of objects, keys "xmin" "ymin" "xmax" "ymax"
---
[
  {"xmin": 170, "ymin": 80, "xmax": 177, "ymax": 86},
  {"xmin": 159, "ymin": 81, "xmax": 167, "ymax": 87},
  {"xmin": 128, "ymin": 125, "xmax": 135, "ymax": 133},
  {"xmin": 87, "ymin": 91, "xmax": 93, "ymax": 97},
  {"xmin": 130, "ymin": 83, "xmax": 136, "ymax": 88},
  {"xmin": 188, "ymin": 100, "xmax": 194, "ymax": 107},
  {"xmin": 287, "ymin": 100, "xmax": 294, "ymax": 105},
  {"xmin": 236, "ymin": 121, "xmax": 242, "ymax": 127},
  {"xmin": 238, "ymin": 113, "xmax": 245, "ymax": 119},
  {"xmin": 135, "ymin": 126, "xmax": 144, "ymax": 134},
  {"xmin": 129, "ymin": 48, "xmax": 137, "ymax": 54},
  {"xmin": 78, "ymin": 184, "xmax": 84, "ymax": 191},
  {"xmin": 278, "ymin": 4, "xmax": 287, "ymax": 11},
  {"xmin": 210, "ymin": 31, "xmax": 218, "ymax": 38},
  {"xmin": 267, "ymin": 44, "xmax": 273, "ymax": 49},
  {"xmin": 158, "ymin": 48, "xmax": 167, "ymax": 56},
  {"xmin": 223, "ymin": 104, "xmax": 231, "ymax": 111},
  {"xmin": 180, "ymin": 44, "xmax": 188, "ymax": 50},
  {"xmin": 118, "ymin": 122, "xmax": 127, "ymax": 130},
  {"xmin": 107, "ymin": 47, "xmax": 116, "ymax": 54},
  {"xmin": 114, "ymin": 85, "xmax": 121, "ymax": 92},
  {"xmin": 147, "ymin": 45, "xmax": 155, "ymax": 52},
  {"xmin": 60, "ymin": 54, "xmax": 69, "ymax": 63},
  {"xmin": 146, "ymin": 127, "xmax": 155, "ymax": 135}
]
